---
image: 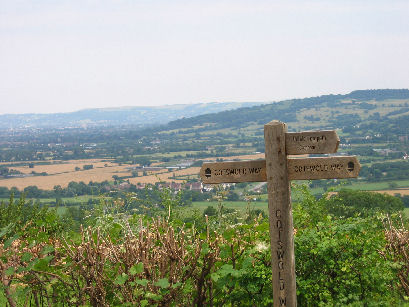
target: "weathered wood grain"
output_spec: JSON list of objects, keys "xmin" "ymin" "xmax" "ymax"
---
[
  {"xmin": 264, "ymin": 121, "xmax": 297, "ymax": 307},
  {"xmin": 285, "ymin": 130, "xmax": 339, "ymax": 155}
]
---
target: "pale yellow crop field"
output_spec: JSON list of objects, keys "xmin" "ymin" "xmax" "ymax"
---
[
  {"xmin": 0, "ymin": 153, "xmax": 269, "ymax": 190},
  {"xmin": 327, "ymin": 189, "xmax": 409, "ymax": 197},
  {"xmin": 372, "ymin": 189, "xmax": 409, "ymax": 196},
  {"xmin": 0, "ymin": 160, "xmax": 131, "ymax": 190},
  {"xmin": 129, "ymin": 167, "xmax": 201, "ymax": 185},
  {"xmin": 11, "ymin": 159, "xmax": 117, "ymax": 175}
]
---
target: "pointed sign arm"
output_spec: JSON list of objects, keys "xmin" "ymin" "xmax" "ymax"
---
[{"xmin": 199, "ymin": 156, "xmax": 360, "ymax": 183}]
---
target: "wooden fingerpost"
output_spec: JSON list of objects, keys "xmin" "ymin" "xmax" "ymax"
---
[
  {"xmin": 264, "ymin": 120, "xmax": 296, "ymax": 307},
  {"xmin": 199, "ymin": 120, "xmax": 360, "ymax": 306}
]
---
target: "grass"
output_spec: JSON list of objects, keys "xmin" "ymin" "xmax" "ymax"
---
[
  {"xmin": 341, "ymin": 179, "xmax": 409, "ymax": 191},
  {"xmin": 0, "ymin": 195, "xmax": 101, "ymax": 205},
  {"xmin": 307, "ymin": 187, "xmax": 326, "ymax": 195},
  {"xmin": 56, "ymin": 206, "xmax": 69, "ymax": 215}
]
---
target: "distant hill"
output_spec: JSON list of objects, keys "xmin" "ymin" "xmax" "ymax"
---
[
  {"xmin": 144, "ymin": 89, "xmax": 409, "ymax": 154},
  {"xmin": 4, "ymin": 89, "xmax": 408, "ymax": 132},
  {"xmin": 161, "ymin": 89, "xmax": 409, "ymax": 131},
  {"xmin": 0, "ymin": 89, "xmax": 408, "ymax": 163},
  {"xmin": 0, "ymin": 101, "xmax": 269, "ymax": 129}
]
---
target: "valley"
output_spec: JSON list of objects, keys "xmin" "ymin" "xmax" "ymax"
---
[
  {"xmin": 2, "ymin": 89, "xmax": 409, "ymax": 306},
  {"xmin": 1, "ymin": 89, "xmax": 409, "ymax": 211}
]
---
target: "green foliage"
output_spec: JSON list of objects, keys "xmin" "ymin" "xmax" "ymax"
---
[
  {"xmin": 191, "ymin": 160, "xmax": 203, "ymax": 167},
  {"xmin": 0, "ymin": 186, "xmax": 407, "ymax": 306},
  {"xmin": 0, "ymin": 195, "xmax": 64, "ymax": 240},
  {"xmin": 208, "ymin": 222, "xmax": 274, "ymax": 306},
  {"xmin": 293, "ymin": 186, "xmax": 400, "ymax": 306},
  {"xmin": 133, "ymin": 156, "xmax": 152, "ymax": 166},
  {"xmin": 203, "ymin": 205, "xmax": 217, "ymax": 216},
  {"xmin": 360, "ymin": 161, "xmax": 409, "ymax": 182},
  {"xmin": 396, "ymin": 194, "xmax": 409, "ymax": 208},
  {"xmin": 226, "ymin": 191, "xmax": 240, "ymax": 201},
  {"xmin": 0, "ymin": 166, "xmax": 23, "ymax": 176},
  {"xmin": 326, "ymin": 189, "xmax": 404, "ymax": 217},
  {"xmin": 296, "ymin": 216, "xmax": 395, "ymax": 305},
  {"xmin": 83, "ymin": 164, "xmax": 94, "ymax": 170}
]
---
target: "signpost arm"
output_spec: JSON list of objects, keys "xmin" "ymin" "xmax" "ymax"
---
[{"xmin": 264, "ymin": 121, "xmax": 297, "ymax": 307}]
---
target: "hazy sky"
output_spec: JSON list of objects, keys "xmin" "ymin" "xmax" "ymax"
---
[{"xmin": 1, "ymin": 0, "xmax": 408, "ymax": 115}]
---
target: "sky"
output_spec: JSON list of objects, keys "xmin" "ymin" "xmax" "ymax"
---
[{"xmin": 0, "ymin": 0, "xmax": 408, "ymax": 115}]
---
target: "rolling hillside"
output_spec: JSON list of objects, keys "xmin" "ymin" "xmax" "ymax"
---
[
  {"xmin": 160, "ymin": 89, "xmax": 409, "ymax": 131},
  {"xmin": 149, "ymin": 89, "xmax": 409, "ymax": 153},
  {"xmin": 0, "ymin": 101, "xmax": 269, "ymax": 129},
  {"xmin": 0, "ymin": 89, "xmax": 408, "ymax": 164}
]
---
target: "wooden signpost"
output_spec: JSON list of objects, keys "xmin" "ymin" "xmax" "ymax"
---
[{"xmin": 199, "ymin": 121, "xmax": 361, "ymax": 307}]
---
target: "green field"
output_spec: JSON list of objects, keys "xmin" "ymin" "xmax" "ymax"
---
[
  {"xmin": 56, "ymin": 206, "xmax": 69, "ymax": 215},
  {"xmin": 341, "ymin": 179, "xmax": 409, "ymax": 191},
  {"xmin": 0, "ymin": 195, "xmax": 101, "ymax": 203}
]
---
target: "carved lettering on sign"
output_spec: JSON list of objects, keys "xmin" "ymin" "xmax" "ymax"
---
[
  {"xmin": 276, "ymin": 209, "xmax": 286, "ymax": 305},
  {"xmin": 286, "ymin": 130, "xmax": 339, "ymax": 155},
  {"xmin": 200, "ymin": 156, "xmax": 360, "ymax": 183},
  {"xmin": 277, "ymin": 249, "xmax": 285, "ymax": 260},
  {"xmin": 212, "ymin": 167, "xmax": 263, "ymax": 176},
  {"xmin": 288, "ymin": 156, "xmax": 361, "ymax": 180},
  {"xmin": 291, "ymin": 134, "xmax": 327, "ymax": 142},
  {"xmin": 293, "ymin": 163, "xmax": 344, "ymax": 173},
  {"xmin": 297, "ymin": 145, "xmax": 316, "ymax": 151},
  {"xmin": 279, "ymin": 297, "xmax": 287, "ymax": 306},
  {"xmin": 200, "ymin": 160, "xmax": 266, "ymax": 183}
]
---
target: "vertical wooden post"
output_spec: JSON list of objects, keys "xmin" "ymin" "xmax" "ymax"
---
[{"xmin": 264, "ymin": 120, "xmax": 296, "ymax": 307}]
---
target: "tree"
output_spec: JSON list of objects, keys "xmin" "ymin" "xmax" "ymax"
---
[
  {"xmin": 203, "ymin": 205, "xmax": 217, "ymax": 216},
  {"xmin": 23, "ymin": 185, "xmax": 41, "ymax": 198},
  {"xmin": 226, "ymin": 191, "xmax": 239, "ymax": 201},
  {"xmin": 133, "ymin": 157, "xmax": 151, "ymax": 166},
  {"xmin": 0, "ymin": 167, "xmax": 9, "ymax": 176},
  {"xmin": 326, "ymin": 189, "xmax": 403, "ymax": 217},
  {"xmin": 53, "ymin": 185, "xmax": 63, "ymax": 196}
]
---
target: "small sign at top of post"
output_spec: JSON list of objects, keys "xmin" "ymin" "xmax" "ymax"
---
[
  {"xmin": 199, "ymin": 121, "xmax": 360, "ymax": 307},
  {"xmin": 285, "ymin": 130, "xmax": 339, "ymax": 155}
]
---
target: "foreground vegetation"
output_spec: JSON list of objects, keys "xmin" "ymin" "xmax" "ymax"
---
[{"xmin": 0, "ymin": 186, "xmax": 408, "ymax": 306}]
